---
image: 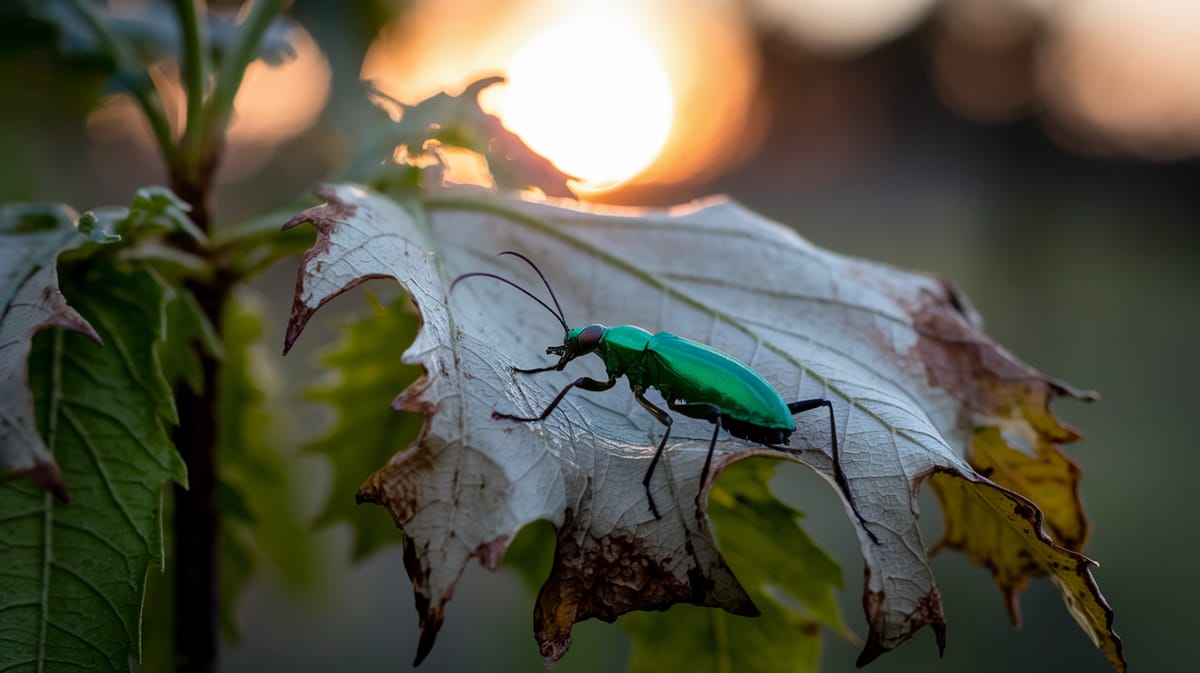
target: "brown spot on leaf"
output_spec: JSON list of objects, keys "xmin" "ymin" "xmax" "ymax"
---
[
  {"xmin": 936, "ymin": 275, "xmax": 982, "ymax": 326},
  {"xmin": 474, "ymin": 535, "xmax": 510, "ymax": 571},
  {"xmin": 355, "ymin": 422, "xmax": 436, "ymax": 519},
  {"xmin": 1012, "ymin": 502, "xmax": 1034, "ymax": 520},
  {"xmin": 391, "ymin": 372, "xmax": 438, "ymax": 416},
  {"xmin": 909, "ymin": 287, "xmax": 1095, "ymax": 428},
  {"xmin": 534, "ymin": 511, "xmax": 756, "ymax": 664}
]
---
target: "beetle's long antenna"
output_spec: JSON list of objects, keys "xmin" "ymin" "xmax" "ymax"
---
[
  {"xmin": 497, "ymin": 251, "xmax": 568, "ymax": 327},
  {"xmin": 450, "ymin": 272, "xmax": 570, "ymax": 333}
]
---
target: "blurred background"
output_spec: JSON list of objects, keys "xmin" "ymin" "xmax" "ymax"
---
[{"xmin": 1, "ymin": 0, "xmax": 1196, "ymax": 671}]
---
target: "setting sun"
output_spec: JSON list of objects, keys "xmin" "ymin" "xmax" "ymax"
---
[{"xmin": 485, "ymin": 18, "xmax": 676, "ymax": 191}]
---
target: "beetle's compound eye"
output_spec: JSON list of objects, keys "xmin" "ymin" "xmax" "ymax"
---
[{"xmin": 577, "ymin": 324, "xmax": 605, "ymax": 353}]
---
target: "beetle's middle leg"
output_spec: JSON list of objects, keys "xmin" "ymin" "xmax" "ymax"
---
[
  {"xmin": 635, "ymin": 391, "xmax": 674, "ymax": 519},
  {"xmin": 779, "ymin": 399, "xmax": 879, "ymax": 545},
  {"xmin": 493, "ymin": 376, "xmax": 616, "ymax": 422}
]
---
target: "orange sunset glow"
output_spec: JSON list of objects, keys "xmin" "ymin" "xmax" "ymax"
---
[
  {"xmin": 359, "ymin": 0, "xmax": 1200, "ymax": 198},
  {"xmin": 72, "ymin": 0, "xmax": 1200, "ymax": 200},
  {"xmin": 361, "ymin": 0, "xmax": 759, "ymax": 194},
  {"xmin": 483, "ymin": 18, "xmax": 675, "ymax": 190}
]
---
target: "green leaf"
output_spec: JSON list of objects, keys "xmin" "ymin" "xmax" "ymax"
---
[
  {"xmin": 623, "ymin": 458, "xmax": 845, "ymax": 673},
  {"xmin": 217, "ymin": 479, "xmax": 256, "ymax": 642},
  {"xmin": 501, "ymin": 519, "xmax": 557, "ymax": 589},
  {"xmin": 158, "ymin": 284, "xmax": 221, "ymax": 396},
  {"xmin": 0, "ymin": 258, "xmax": 186, "ymax": 672},
  {"xmin": 77, "ymin": 211, "xmax": 121, "ymax": 243},
  {"xmin": 706, "ymin": 459, "xmax": 848, "ymax": 633},
  {"xmin": 124, "ymin": 186, "xmax": 204, "ymax": 243},
  {"xmin": 306, "ymin": 292, "xmax": 424, "ymax": 560},
  {"xmin": 79, "ymin": 185, "xmax": 202, "ymax": 245},
  {"xmin": 625, "ymin": 604, "xmax": 819, "ymax": 673},
  {"xmin": 216, "ymin": 291, "xmax": 321, "ymax": 640}
]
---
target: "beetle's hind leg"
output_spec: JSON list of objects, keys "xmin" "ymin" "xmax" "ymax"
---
[
  {"xmin": 779, "ymin": 399, "xmax": 880, "ymax": 545},
  {"xmin": 664, "ymin": 402, "xmax": 726, "ymax": 518}
]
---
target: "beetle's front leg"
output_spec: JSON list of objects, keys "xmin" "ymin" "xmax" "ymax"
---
[
  {"xmin": 513, "ymin": 351, "xmax": 572, "ymax": 374},
  {"xmin": 493, "ymin": 376, "xmax": 617, "ymax": 422},
  {"xmin": 512, "ymin": 364, "xmax": 560, "ymax": 375}
]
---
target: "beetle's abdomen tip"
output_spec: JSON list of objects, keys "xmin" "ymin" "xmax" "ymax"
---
[{"xmin": 724, "ymin": 416, "xmax": 791, "ymax": 445}]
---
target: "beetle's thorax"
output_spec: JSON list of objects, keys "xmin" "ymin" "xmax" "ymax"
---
[{"xmin": 593, "ymin": 325, "xmax": 654, "ymax": 382}]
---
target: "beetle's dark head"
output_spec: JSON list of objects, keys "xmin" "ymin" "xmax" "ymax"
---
[{"xmin": 547, "ymin": 323, "xmax": 606, "ymax": 363}]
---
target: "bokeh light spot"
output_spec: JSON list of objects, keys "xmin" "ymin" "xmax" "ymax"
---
[{"xmin": 485, "ymin": 18, "xmax": 675, "ymax": 191}]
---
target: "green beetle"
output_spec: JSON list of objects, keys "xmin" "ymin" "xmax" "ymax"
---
[{"xmin": 453, "ymin": 252, "xmax": 875, "ymax": 541}]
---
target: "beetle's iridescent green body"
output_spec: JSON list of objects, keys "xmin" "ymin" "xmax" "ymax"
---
[{"xmin": 575, "ymin": 324, "xmax": 795, "ymax": 444}]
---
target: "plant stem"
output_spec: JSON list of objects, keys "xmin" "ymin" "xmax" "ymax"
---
[
  {"xmin": 171, "ymin": 279, "xmax": 223, "ymax": 673},
  {"xmin": 166, "ymin": 3, "xmax": 225, "ymax": 670},
  {"xmin": 175, "ymin": 0, "xmax": 210, "ymax": 177},
  {"xmin": 200, "ymin": 0, "xmax": 286, "ymax": 168},
  {"xmin": 168, "ymin": 85, "xmax": 224, "ymax": 663},
  {"xmin": 168, "ymin": 3, "xmax": 285, "ymax": 668}
]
